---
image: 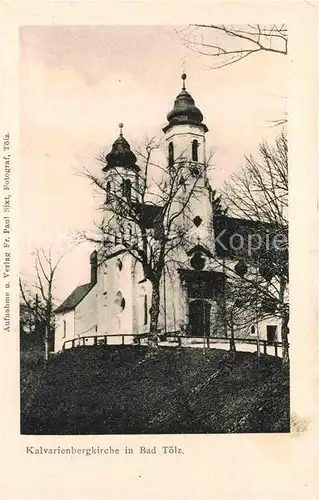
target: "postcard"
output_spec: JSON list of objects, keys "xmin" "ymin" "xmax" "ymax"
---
[{"xmin": 0, "ymin": 2, "xmax": 318, "ymax": 499}]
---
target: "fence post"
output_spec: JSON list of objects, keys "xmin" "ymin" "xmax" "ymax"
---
[
  {"xmin": 275, "ymin": 342, "xmax": 278, "ymax": 357},
  {"xmin": 263, "ymin": 341, "xmax": 267, "ymax": 354},
  {"xmin": 94, "ymin": 336, "xmax": 97, "ymax": 346}
]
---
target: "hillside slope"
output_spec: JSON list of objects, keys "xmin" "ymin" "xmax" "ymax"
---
[{"xmin": 21, "ymin": 346, "xmax": 289, "ymax": 434}]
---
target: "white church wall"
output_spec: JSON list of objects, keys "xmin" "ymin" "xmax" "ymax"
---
[
  {"xmin": 248, "ymin": 317, "xmax": 282, "ymax": 342},
  {"xmin": 117, "ymin": 253, "xmax": 134, "ymax": 334},
  {"xmin": 95, "ymin": 257, "xmax": 108, "ymax": 334},
  {"xmin": 96, "ymin": 251, "xmax": 134, "ymax": 335},
  {"xmin": 231, "ymin": 306, "xmax": 282, "ymax": 342},
  {"xmin": 165, "ymin": 123, "xmax": 206, "ymax": 164},
  {"xmin": 54, "ymin": 310, "xmax": 75, "ymax": 352},
  {"xmin": 162, "ymin": 264, "xmax": 185, "ymax": 334},
  {"xmin": 135, "ymin": 278, "xmax": 152, "ymax": 335},
  {"xmin": 74, "ymin": 285, "xmax": 97, "ymax": 338}
]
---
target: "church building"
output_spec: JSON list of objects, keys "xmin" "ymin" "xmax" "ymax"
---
[{"xmin": 54, "ymin": 75, "xmax": 282, "ymax": 352}]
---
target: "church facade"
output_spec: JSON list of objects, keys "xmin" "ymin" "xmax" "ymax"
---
[{"xmin": 54, "ymin": 75, "xmax": 281, "ymax": 352}]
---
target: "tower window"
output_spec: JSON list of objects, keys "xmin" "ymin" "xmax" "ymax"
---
[
  {"xmin": 115, "ymin": 291, "xmax": 126, "ymax": 311},
  {"xmin": 116, "ymin": 258, "xmax": 123, "ymax": 271},
  {"xmin": 122, "ymin": 179, "xmax": 132, "ymax": 200},
  {"xmin": 192, "ymin": 140, "xmax": 199, "ymax": 162},
  {"xmin": 168, "ymin": 141, "xmax": 174, "ymax": 167},
  {"xmin": 106, "ymin": 181, "xmax": 111, "ymax": 203},
  {"xmin": 63, "ymin": 320, "xmax": 66, "ymax": 338}
]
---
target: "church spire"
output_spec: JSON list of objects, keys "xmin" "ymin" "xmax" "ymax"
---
[
  {"xmin": 103, "ymin": 123, "xmax": 139, "ymax": 172},
  {"xmin": 163, "ymin": 74, "xmax": 208, "ymax": 133},
  {"xmin": 182, "ymin": 72, "xmax": 186, "ymax": 90}
]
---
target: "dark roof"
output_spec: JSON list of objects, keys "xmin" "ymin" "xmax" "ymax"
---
[
  {"xmin": 103, "ymin": 131, "xmax": 139, "ymax": 172},
  {"xmin": 133, "ymin": 205, "xmax": 287, "ymax": 259},
  {"xmin": 163, "ymin": 74, "xmax": 208, "ymax": 133},
  {"xmin": 140, "ymin": 204, "xmax": 163, "ymax": 229},
  {"xmin": 55, "ymin": 283, "xmax": 94, "ymax": 314},
  {"xmin": 213, "ymin": 214, "xmax": 288, "ymax": 260}
]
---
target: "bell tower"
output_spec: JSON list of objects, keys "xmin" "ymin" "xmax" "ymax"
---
[
  {"xmin": 163, "ymin": 74, "xmax": 215, "ymax": 256},
  {"xmin": 102, "ymin": 123, "xmax": 140, "ymax": 247},
  {"xmin": 163, "ymin": 73, "xmax": 208, "ymax": 166}
]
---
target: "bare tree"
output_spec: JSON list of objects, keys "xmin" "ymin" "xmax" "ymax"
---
[
  {"xmin": 81, "ymin": 137, "xmax": 212, "ymax": 347},
  {"xmin": 223, "ymin": 131, "xmax": 288, "ymax": 226},
  {"xmin": 179, "ymin": 24, "xmax": 287, "ymax": 69},
  {"xmin": 20, "ymin": 247, "xmax": 66, "ymax": 357},
  {"xmin": 178, "ymin": 24, "xmax": 288, "ymax": 127},
  {"xmin": 217, "ymin": 131, "xmax": 289, "ymax": 366}
]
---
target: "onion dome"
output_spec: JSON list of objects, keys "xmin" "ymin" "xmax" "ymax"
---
[
  {"xmin": 103, "ymin": 123, "xmax": 139, "ymax": 172},
  {"xmin": 163, "ymin": 74, "xmax": 208, "ymax": 133}
]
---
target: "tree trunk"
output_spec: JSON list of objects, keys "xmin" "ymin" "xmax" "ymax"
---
[
  {"xmin": 148, "ymin": 280, "xmax": 160, "ymax": 348},
  {"xmin": 229, "ymin": 313, "xmax": 236, "ymax": 352},
  {"xmin": 44, "ymin": 326, "xmax": 49, "ymax": 361},
  {"xmin": 279, "ymin": 276, "xmax": 289, "ymax": 370},
  {"xmin": 281, "ymin": 310, "xmax": 289, "ymax": 370}
]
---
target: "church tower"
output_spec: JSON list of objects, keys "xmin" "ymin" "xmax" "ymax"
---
[
  {"xmin": 162, "ymin": 76, "xmax": 224, "ymax": 338},
  {"xmin": 102, "ymin": 123, "xmax": 140, "ymax": 246},
  {"xmin": 163, "ymin": 74, "xmax": 215, "ymax": 258},
  {"xmin": 97, "ymin": 124, "xmax": 140, "ymax": 336}
]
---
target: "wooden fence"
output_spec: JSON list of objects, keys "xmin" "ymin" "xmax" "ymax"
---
[{"xmin": 62, "ymin": 332, "xmax": 283, "ymax": 357}]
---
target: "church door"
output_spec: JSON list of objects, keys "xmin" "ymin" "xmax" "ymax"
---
[
  {"xmin": 266, "ymin": 325, "xmax": 277, "ymax": 344},
  {"xmin": 189, "ymin": 300, "xmax": 211, "ymax": 337}
]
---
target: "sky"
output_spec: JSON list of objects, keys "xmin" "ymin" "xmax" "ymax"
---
[{"xmin": 20, "ymin": 25, "xmax": 287, "ymax": 304}]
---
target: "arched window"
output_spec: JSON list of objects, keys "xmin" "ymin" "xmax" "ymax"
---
[
  {"xmin": 144, "ymin": 294, "xmax": 148, "ymax": 325},
  {"xmin": 192, "ymin": 139, "xmax": 199, "ymax": 162},
  {"xmin": 115, "ymin": 291, "xmax": 125, "ymax": 311},
  {"xmin": 168, "ymin": 141, "xmax": 174, "ymax": 167},
  {"xmin": 106, "ymin": 181, "xmax": 111, "ymax": 203},
  {"xmin": 122, "ymin": 179, "xmax": 132, "ymax": 200}
]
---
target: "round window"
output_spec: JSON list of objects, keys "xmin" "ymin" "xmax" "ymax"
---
[
  {"xmin": 190, "ymin": 166, "xmax": 200, "ymax": 178},
  {"xmin": 190, "ymin": 252, "xmax": 206, "ymax": 270}
]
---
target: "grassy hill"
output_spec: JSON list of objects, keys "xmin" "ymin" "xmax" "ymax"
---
[{"xmin": 21, "ymin": 345, "xmax": 289, "ymax": 434}]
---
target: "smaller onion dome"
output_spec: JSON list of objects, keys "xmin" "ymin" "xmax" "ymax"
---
[
  {"xmin": 163, "ymin": 74, "xmax": 208, "ymax": 133},
  {"xmin": 103, "ymin": 123, "xmax": 139, "ymax": 172}
]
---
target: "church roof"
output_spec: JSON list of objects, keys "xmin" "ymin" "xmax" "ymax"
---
[
  {"xmin": 213, "ymin": 214, "xmax": 288, "ymax": 260},
  {"xmin": 103, "ymin": 123, "xmax": 139, "ymax": 172},
  {"xmin": 140, "ymin": 204, "xmax": 163, "ymax": 229},
  {"xmin": 163, "ymin": 74, "xmax": 208, "ymax": 133},
  {"xmin": 55, "ymin": 283, "xmax": 95, "ymax": 314}
]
